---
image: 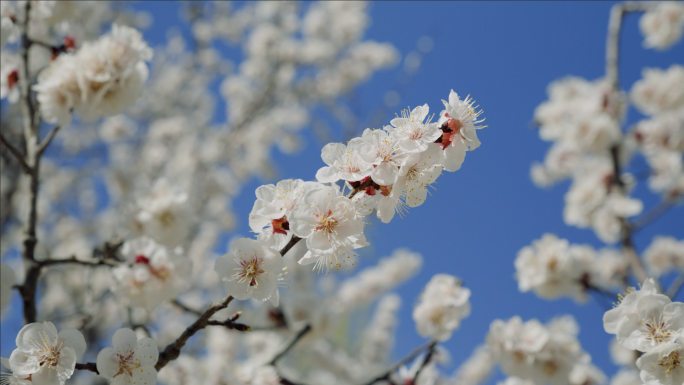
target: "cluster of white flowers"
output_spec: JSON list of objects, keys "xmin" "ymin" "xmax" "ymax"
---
[
  {"xmin": 486, "ymin": 315, "xmax": 602, "ymax": 385},
  {"xmin": 639, "ymin": 1, "xmax": 684, "ymax": 50},
  {"xmin": 33, "ymin": 24, "xmax": 152, "ymax": 126},
  {"xmin": 515, "ymin": 234, "xmax": 629, "ymax": 302},
  {"xmin": 630, "ymin": 64, "xmax": 684, "ymax": 200},
  {"xmin": 220, "ymin": 89, "xmax": 485, "ymax": 305},
  {"xmin": 413, "ymin": 274, "xmax": 472, "ymax": 342},
  {"xmin": 603, "ymin": 278, "xmax": 684, "ymax": 385},
  {"xmin": 111, "ymin": 237, "xmax": 192, "ymax": 311}
]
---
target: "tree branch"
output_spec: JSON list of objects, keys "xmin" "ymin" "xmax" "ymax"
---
[
  {"xmin": 362, "ymin": 339, "xmax": 437, "ymax": 385},
  {"xmin": 631, "ymin": 201, "xmax": 673, "ymax": 232},
  {"xmin": 412, "ymin": 340, "xmax": 438, "ymax": 383},
  {"xmin": 666, "ymin": 273, "xmax": 684, "ymax": 300},
  {"xmin": 75, "ymin": 362, "xmax": 98, "ymax": 374},
  {"xmin": 268, "ymin": 324, "xmax": 312, "ymax": 366},
  {"xmin": 37, "ymin": 125, "xmax": 61, "ymax": 156},
  {"xmin": 0, "ymin": 132, "xmax": 31, "ymax": 173},
  {"xmin": 154, "ymin": 295, "xmax": 234, "ymax": 370}
]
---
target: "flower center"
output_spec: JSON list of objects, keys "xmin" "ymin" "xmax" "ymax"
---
[
  {"xmin": 113, "ymin": 350, "xmax": 141, "ymax": 378},
  {"xmin": 158, "ymin": 210, "xmax": 175, "ymax": 226},
  {"xmin": 28, "ymin": 330, "xmax": 63, "ymax": 368},
  {"xmin": 641, "ymin": 314, "xmax": 674, "ymax": 346},
  {"xmin": 314, "ymin": 209, "xmax": 339, "ymax": 234},
  {"xmin": 236, "ymin": 255, "xmax": 265, "ymax": 286},
  {"xmin": 657, "ymin": 350, "xmax": 682, "ymax": 376}
]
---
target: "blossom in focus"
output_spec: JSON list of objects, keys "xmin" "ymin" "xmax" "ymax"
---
[
  {"xmin": 290, "ymin": 185, "xmax": 368, "ymax": 272},
  {"xmin": 395, "ymin": 144, "xmax": 443, "ymax": 208},
  {"xmin": 112, "ymin": 237, "xmax": 192, "ymax": 310},
  {"xmin": 387, "ymin": 104, "xmax": 442, "ymax": 153},
  {"xmin": 1, "ymin": 357, "xmax": 31, "ymax": 385},
  {"xmin": 96, "ymin": 328, "xmax": 158, "ymax": 385},
  {"xmin": 603, "ymin": 278, "xmax": 659, "ymax": 335},
  {"xmin": 0, "ymin": 262, "xmax": 15, "ymax": 314},
  {"xmin": 636, "ymin": 338, "xmax": 684, "ymax": 385},
  {"xmin": 639, "ymin": 1, "xmax": 684, "ymax": 50},
  {"xmin": 249, "ymin": 179, "xmax": 317, "ymax": 251},
  {"xmin": 358, "ymin": 128, "xmax": 407, "ymax": 185},
  {"xmin": 413, "ymin": 274, "xmax": 471, "ymax": 342},
  {"xmin": 214, "ymin": 237, "xmax": 283, "ymax": 306},
  {"xmin": 8, "ymin": 321, "xmax": 86, "ymax": 385},
  {"xmin": 315, "ymin": 139, "xmax": 373, "ymax": 183},
  {"xmin": 436, "ymin": 90, "xmax": 486, "ymax": 172}
]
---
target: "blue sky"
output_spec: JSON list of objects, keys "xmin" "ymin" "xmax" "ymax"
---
[{"xmin": 2, "ymin": 1, "xmax": 683, "ymax": 382}]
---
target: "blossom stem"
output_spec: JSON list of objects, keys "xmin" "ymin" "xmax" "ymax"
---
[
  {"xmin": 362, "ymin": 339, "xmax": 437, "ymax": 385},
  {"xmin": 412, "ymin": 340, "xmax": 438, "ymax": 383},
  {"xmin": 631, "ymin": 201, "xmax": 674, "ymax": 232},
  {"xmin": 268, "ymin": 324, "xmax": 312, "ymax": 366},
  {"xmin": 0, "ymin": 132, "xmax": 31, "ymax": 173},
  {"xmin": 666, "ymin": 273, "xmax": 684, "ymax": 300},
  {"xmin": 75, "ymin": 362, "xmax": 99, "ymax": 374}
]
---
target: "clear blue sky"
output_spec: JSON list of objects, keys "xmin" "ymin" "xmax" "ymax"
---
[{"xmin": 2, "ymin": 2, "xmax": 683, "ymax": 383}]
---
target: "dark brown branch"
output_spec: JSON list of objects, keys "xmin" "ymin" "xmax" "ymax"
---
[
  {"xmin": 171, "ymin": 299, "xmax": 203, "ymax": 316},
  {"xmin": 0, "ymin": 132, "xmax": 31, "ymax": 173},
  {"xmin": 155, "ymin": 295, "xmax": 234, "ymax": 370},
  {"xmin": 75, "ymin": 362, "xmax": 98, "ymax": 374},
  {"xmin": 268, "ymin": 324, "xmax": 312, "ymax": 366},
  {"xmin": 38, "ymin": 255, "xmax": 119, "ymax": 268},
  {"xmin": 362, "ymin": 339, "xmax": 437, "ymax": 385},
  {"xmin": 279, "ymin": 236, "xmax": 302, "ymax": 257}
]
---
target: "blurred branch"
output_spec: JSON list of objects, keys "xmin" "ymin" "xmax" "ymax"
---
[
  {"xmin": 75, "ymin": 362, "xmax": 98, "ymax": 374},
  {"xmin": 631, "ymin": 201, "xmax": 673, "ymax": 232},
  {"xmin": 412, "ymin": 340, "xmax": 438, "ymax": 382},
  {"xmin": 171, "ymin": 299, "xmax": 203, "ymax": 316},
  {"xmin": 362, "ymin": 339, "xmax": 437, "ymax": 385},
  {"xmin": 0, "ymin": 132, "xmax": 31, "ymax": 173},
  {"xmin": 37, "ymin": 125, "xmax": 61, "ymax": 156},
  {"xmin": 268, "ymin": 324, "xmax": 312, "ymax": 366},
  {"xmin": 667, "ymin": 273, "xmax": 684, "ymax": 299},
  {"xmin": 606, "ymin": 1, "xmax": 658, "ymax": 89},
  {"xmin": 610, "ymin": 146, "xmax": 648, "ymax": 284}
]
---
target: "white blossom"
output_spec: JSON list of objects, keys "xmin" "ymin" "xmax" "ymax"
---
[
  {"xmin": 639, "ymin": 2, "xmax": 684, "ymax": 50},
  {"xmin": 290, "ymin": 185, "xmax": 368, "ymax": 272},
  {"xmin": 112, "ymin": 237, "xmax": 192, "ymax": 310},
  {"xmin": 630, "ymin": 65, "xmax": 684, "ymax": 116},
  {"xmin": 603, "ymin": 278, "xmax": 660, "ymax": 335},
  {"xmin": 134, "ymin": 179, "xmax": 194, "ymax": 247},
  {"xmin": 613, "ymin": 292, "xmax": 684, "ymax": 352},
  {"xmin": 358, "ymin": 128, "xmax": 407, "ymax": 185},
  {"xmin": 636, "ymin": 338, "xmax": 684, "ymax": 385},
  {"xmin": 644, "ymin": 236, "xmax": 684, "ymax": 277},
  {"xmin": 609, "ymin": 369, "xmax": 642, "ymax": 385},
  {"xmin": 387, "ymin": 104, "xmax": 442, "ymax": 154},
  {"xmin": 214, "ymin": 238, "xmax": 283, "ymax": 306},
  {"xmin": 315, "ymin": 140, "xmax": 373, "ymax": 183},
  {"xmin": 395, "ymin": 144, "xmax": 443, "ymax": 208},
  {"xmin": 96, "ymin": 328, "xmax": 158, "ymax": 385},
  {"xmin": 436, "ymin": 90, "xmax": 486, "ymax": 172},
  {"xmin": 9, "ymin": 321, "xmax": 86, "ymax": 385},
  {"xmin": 413, "ymin": 274, "xmax": 471, "ymax": 342}
]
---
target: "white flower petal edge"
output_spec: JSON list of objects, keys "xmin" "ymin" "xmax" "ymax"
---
[{"xmin": 97, "ymin": 328, "xmax": 159, "ymax": 385}]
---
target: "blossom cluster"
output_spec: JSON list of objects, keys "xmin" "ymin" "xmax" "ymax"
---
[
  {"xmin": 486, "ymin": 315, "xmax": 604, "ymax": 385},
  {"xmin": 603, "ymin": 279, "xmax": 684, "ymax": 385},
  {"xmin": 515, "ymin": 234, "xmax": 630, "ymax": 302},
  {"xmin": 2, "ymin": 322, "xmax": 158, "ymax": 385},
  {"xmin": 213, "ymin": 89, "xmax": 485, "ymax": 307}
]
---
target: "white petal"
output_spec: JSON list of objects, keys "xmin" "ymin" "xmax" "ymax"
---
[
  {"xmin": 58, "ymin": 328, "xmax": 86, "ymax": 359},
  {"xmin": 112, "ymin": 328, "xmax": 138, "ymax": 354},
  {"xmin": 135, "ymin": 338, "xmax": 159, "ymax": 367},
  {"xmin": 315, "ymin": 166, "xmax": 339, "ymax": 183},
  {"xmin": 131, "ymin": 366, "xmax": 157, "ymax": 385},
  {"xmin": 442, "ymin": 141, "xmax": 466, "ymax": 172},
  {"xmin": 255, "ymin": 185, "xmax": 276, "ymax": 203},
  {"xmin": 371, "ymin": 162, "xmax": 398, "ymax": 185},
  {"xmin": 96, "ymin": 347, "xmax": 118, "ymax": 380}
]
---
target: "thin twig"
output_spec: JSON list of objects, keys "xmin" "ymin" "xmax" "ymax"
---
[
  {"xmin": 38, "ymin": 255, "xmax": 119, "ymax": 267},
  {"xmin": 631, "ymin": 201, "xmax": 673, "ymax": 232},
  {"xmin": 37, "ymin": 125, "xmax": 61, "ymax": 156},
  {"xmin": 412, "ymin": 340, "xmax": 438, "ymax": 382},
  {"xmin": 171, "ymin": 299, "xmax": 203, "ymax": 316},
  {"xmin": 0, "ymin": 132, "xmax": 31, "ymax": 173},
  {"xmin": 154, "ymin": 295, "xmax": 234, "ymax": 370},
  {"xmin": 268, "ymin": 324, "xmax": 312, "ymax": 366},
  {"xmin": 666, "ymin": 273, "xmax": 684, "ymax": 299},
  {"xmin": 362, "ymin": 339, "xmax": 437, "ymax": 385}
]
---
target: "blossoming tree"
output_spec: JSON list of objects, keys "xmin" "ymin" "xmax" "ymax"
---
[{"xmin": 0, "ymin": 2, "xmax": 683, "ymax": 385}]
